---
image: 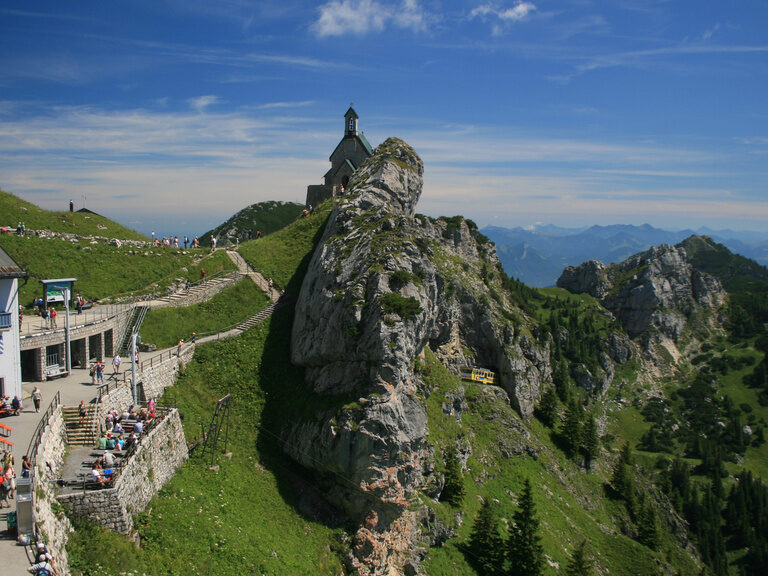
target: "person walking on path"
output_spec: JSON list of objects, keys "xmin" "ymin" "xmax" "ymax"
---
[
  {"xmin": 79, "ymin": 400, "xmax": 87, "ymax": 425},
  {"xmin": 112, "ymin": 353, "xmax": 121, "ymax": 376},
  {"xmin": 96, "ymin": 360, "xmax": 105, "ymax": 384},
  {"xmin": 32, "ymin": 386, "xmax": 42, "ymax": 413},
  {"xmin": 49, "ymin": 307, "xmax": 57, "ymax": 329}
]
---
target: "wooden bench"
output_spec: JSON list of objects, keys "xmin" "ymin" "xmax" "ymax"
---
[{"xmin": 45, "ymin": 364, "xmax": 68, "ymax": 379}]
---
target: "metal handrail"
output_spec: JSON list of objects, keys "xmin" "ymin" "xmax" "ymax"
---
[{"xmin": 26, "ymin": 391, "xmax": 62, "ymax": 469}]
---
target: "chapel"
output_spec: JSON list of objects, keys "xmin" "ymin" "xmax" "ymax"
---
[{"xmin": 306, "ymin": 106, "xmax": 373, "ymax": 207}]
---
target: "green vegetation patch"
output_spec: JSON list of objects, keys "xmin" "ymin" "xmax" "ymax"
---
[
  {"xmin": 380, "ymin": 292, "xmax": 422, "ymax": 318},
  {"xmin": 140, "ymin": 279, "xmax": 271, "ymax": 348},
  {"xmin": 0, "ymin": 235, "xmax": 235, "ymax": 306},
  {"xmin": 0, "ymin": 188, "xmax": 147, "ymax": 240}
]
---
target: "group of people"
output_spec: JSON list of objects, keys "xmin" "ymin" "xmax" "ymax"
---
[
  {"xmin": 31, "ymin": 298, "xmax": 59, "ymax": 329},
  {"xmin": 0, "ymin": 450, "xmax": 28, "ymax": 508},
  {"xmin": 90, "ymin": 399, "xmax": 158, "ymax": 487},
  {"xmin": 27, "ymin": 541, "xmax": 57, "ymax": 575},
  {"xmin": 1, "ymin": 394, "xmax": 23, "ymax": 415},
  {"xmin": 150, "ymin": 234, "xmax": 200, "ymax": 249}
]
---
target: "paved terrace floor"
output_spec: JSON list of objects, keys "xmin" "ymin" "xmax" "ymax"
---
[{"xmin": 0, "ymin": 348, "xmax": 167, "ymax": 575}]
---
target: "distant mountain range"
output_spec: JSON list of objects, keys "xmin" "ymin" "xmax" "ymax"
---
[{"xmin": 482, "ymin": 223, "xmax": 768, "ymax": 287}]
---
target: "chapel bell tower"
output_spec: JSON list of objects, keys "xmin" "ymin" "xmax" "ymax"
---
[{"xmin": 345, "ymin": 106, "xmax": 359, "ymax": 136}]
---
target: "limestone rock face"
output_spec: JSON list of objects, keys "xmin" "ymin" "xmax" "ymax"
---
[
  {"xmin": 557, "ymin": 242, "xmax": 725, "ymax": 340},
  {"xmin": 287, "ymin": 137, "xmax": 551, "ymax": 574}
]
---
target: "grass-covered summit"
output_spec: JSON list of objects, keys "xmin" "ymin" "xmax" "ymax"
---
[{"xmin": 0, "ymin": 188, "xmax": 147, "ymax": 240}]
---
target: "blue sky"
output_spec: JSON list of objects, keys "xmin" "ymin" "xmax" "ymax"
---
[{"xmin": 1, "ymin": 1, "xmax": 767, "ymax": 238}]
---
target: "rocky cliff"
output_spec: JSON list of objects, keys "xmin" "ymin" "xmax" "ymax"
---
[
  {"xmin": 286, "ymin": 138, "xmax": 551, "ymax": 574},
  {"xmin": 557, "ymin": 240, "xmax": 725, "ymax": 342}
]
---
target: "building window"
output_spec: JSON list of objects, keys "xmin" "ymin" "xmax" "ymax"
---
[{"xmin": 0, "ymin": 312, "xmax": 11, "ymax": 330}]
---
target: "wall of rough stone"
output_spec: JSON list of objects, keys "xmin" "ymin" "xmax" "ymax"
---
[
  {"xmin": 58, "ymin": 409, "xmax": 188, "ymax": 535},
  {"xmin": 140, "ymin": 343, "xmax": 195, "ymax": 402},
  {"xmin": 32, "ymin": 406, "xmax": 74, "ymax": 576}
]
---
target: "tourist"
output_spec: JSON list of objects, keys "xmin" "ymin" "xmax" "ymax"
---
[
  {"xmin": 184, "ymin": 235, "xmax": 188, "ymax": 249},
  {"xmin": 89, "ymin": 363, "xmax": 97, "ymax": 385},
  {"xmin": 21, "ymin": 455, "xmax": 32, "ymax": 478},
  {"xmin": 49, "ymin": 307, "xmax": 57, "ymax": 329},
  {"xmin": 91, "ymin": 462, "xmax": 106, "ymax": 487},
  {"xmin": 103, "ymin": 450, "xmax": 115, "ymax": 468},
  {"xmin": 11, "ymin": 395, "xmax": 21, "ymax": 415},
  {"xmin": 98, "ymin": 433, "xmax": 108, "ymax": 450},
  {"xmin": 27, "ymin": 557, "xmax": 56, "ymax": 575},
  {"xmin": 0, "ymin": 468, "xmax": 9, "ymax": 508},
  {"xmin": 32, "ymin": 386, "xmax": 42, "ymax": 413},
  {"xmin": 112, "ymin": 353, "xmax": 121, "ymax": 375},
  {"xmin": 96, "ymin": 360, "xmax": 105, "ymax": 384},
  {"xmin": 133, "ymin": 419, "xmax": 144, "ymax": 435},
  {"xmin": 200, "ymin": 268, "xmax": 206, "ymax": 282},
  {"xmin": 148, "ymin": 398, "xmax": 156, "ymax": 414},
  {"xmin": 2, "ymin": 462, "xmax": 15, "ymax": 499},
  {"xmin": 78, "ymin": 400, "xmax": 87, "ymax": 425},
  {"xmin": 177, "ymin": 339, "xmax": 184, "ymax": 357}
]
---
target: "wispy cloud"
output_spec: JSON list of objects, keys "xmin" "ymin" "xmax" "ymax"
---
[
  {"xmin": 312, "ymin": 0, "xmax": 426, "ymax": 37},
  {"xmin": 188, "ymin": 95, "xmax": 221, "ymax": 112},
  {"xmin": 469, "ymin": 2, "xmax": 536, "ymax": 35}
]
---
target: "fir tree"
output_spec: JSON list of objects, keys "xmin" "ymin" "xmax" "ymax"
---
[
  {"xmin": 467, "ymin": 498, "xmax": 504, "ymax": 575},
  {"xmin": 508, "ymin": 478, "xmax": 544, "ymax": 576},
  {"xmin": 536, "ymin": 387, "xmax": 558, "ymax": 428},
  {"xmin": 561, "ymin": 399, "xmax": 583, "ymax": 460},
  {"xmin": 441, "ymin": 447, "xmax": 465, "ymax": 506},
  {"xmin": 581, "ymin": 414, "xmax": 600, "ymax": 470},
  {"xmin": 638, "ymin": 501, "xmax": 660, "ymax": 550},
  {"xmin": 565, "ymin": 540, "xmax": 592, "ymax": 576}
]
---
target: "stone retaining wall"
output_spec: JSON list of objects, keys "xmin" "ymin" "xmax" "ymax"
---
[
  {"xmin": 58, "ymin": 409, "xmax": 188, "ymax": 535},
  {"xmin": 140, "ymin": 343, "xmax": 195, "ymax": 402},
  {"xmin": 32, "ymin": 406, "xmax": 74, "ymax": 576}
]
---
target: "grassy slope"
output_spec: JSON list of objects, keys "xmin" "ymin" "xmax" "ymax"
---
[
  {"xmin": 139, "ymin": 279, "xmax": 271, "ymax": 348},
  {"xmin": 68, "ymin": 200, "xmax": 346, "ymax": 576},
  {"xmin": 418, "ymin": 349, "xmax": 699, "ymax": 575},
  {"xmin": 0, "ymin": 188, "xmax": 146, "ymax": 240},
  {"xmin": 0, "ymin": 234, "xmax": 235, "ymax": 306}
]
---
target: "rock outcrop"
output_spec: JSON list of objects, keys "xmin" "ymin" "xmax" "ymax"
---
[
  {"xmin": 286, "ymin": 137, "xmax": 551, "ymax": 574},
  {"xmin": 557, "ymin": 241, "xmax": 725, "ymax": 340}
]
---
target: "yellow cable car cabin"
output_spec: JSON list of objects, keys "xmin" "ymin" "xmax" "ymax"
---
[{"xmin": 460, "ymin": 367, "xmax": 496, "ymax": 385}]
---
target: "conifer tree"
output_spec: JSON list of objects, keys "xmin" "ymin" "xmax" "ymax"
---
[
  {"xmin": 638, "ymin": 501, "xmax": 660, "ymax": 550},
  {"xmin": 508, "ymin": 478, "xmax": 544, "ymax": 576},
  {"xmin": 565, "ymin": 540, "xmax": 592, "ymax": 576},
  {"xmin": 467, "ymin": 498, "xmax": 504, "ymax": 575},
  {"xmin": 581, "ymin": 414, "xmax": 600, "ymax": 470},
  {"xmin": 536, "ymin": 387, "xmax": 558, "ymax": 428},
  {"xmin": 441, "ymin": 447, "xmax": 465, "ymax": 506},
  {"xmin": 562, "ymin": 399, "xmax": 583, "ymax": 460}
]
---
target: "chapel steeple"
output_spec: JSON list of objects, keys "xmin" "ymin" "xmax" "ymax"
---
[{"xmin": 345, "ymin": 105, "xmax": 359, "ymax": 136}]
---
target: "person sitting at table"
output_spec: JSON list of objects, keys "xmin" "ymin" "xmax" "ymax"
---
[
  {"xmin": 113, "ymin": 421, "xmax": 124, "ymax": 435},
  {"xmin": 91, "ymin": 462, "xmax": 106, "ymax": 486},
  {"xmin": 106, "ymin": 434, "xmax": 116, "ymax": 450},
  {"xmin": 133, "ymin": 420, "xmax": 144, "ymax": 435},
  {"xmin": 103, "ymin": 450, "xmax": 115, "ymax": 468},
  {"xmin": 97, "ymin": 433, "xmax": 108, "ymax": 450}
]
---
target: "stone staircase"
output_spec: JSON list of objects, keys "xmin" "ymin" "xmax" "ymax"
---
[
  {"xmin": 62, "ymin": 403, "xmax": 99, "ymax": 446},
  {"xmin": 236, "ymin": 302, "xmax": 277, "ymax": 331},
  {"xmin": 154, "ymin": 272, "xmax": 239, "ymax": 306}
]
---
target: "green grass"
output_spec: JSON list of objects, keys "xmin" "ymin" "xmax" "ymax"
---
[
  {"xmin": 418, "ymin": 350, "xmax": 700, "ymax": 575},
  {"xmin": 139, "ymin": 279, "xmax": 271, "ymax": 348},
  {"xmin": 0, "ymin": 235, "xmax": 235, "ymax": 306},
  {"xmin": 237, "ymin": 201, "xmax": 333, "ymax": 292},
  {"xmin": 0, "ymin": 188, "xmax": 147, "ymax": 240},
  {"xmin": 199, "ymin": 200, "xmax": 305, "ymax": 246},
  {"xmin": 67, "ymin": 317, "xmax": 345, "ymax": 576}
]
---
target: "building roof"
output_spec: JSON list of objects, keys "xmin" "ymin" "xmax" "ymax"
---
[{"xmin": 0, "ymin": 246, "xmax": 27, "ymax": 279}]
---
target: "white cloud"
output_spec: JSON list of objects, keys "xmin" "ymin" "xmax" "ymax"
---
[
  {"xmin": 188, "ymin": 95, "xmax": 221, "ymax": 112},
  {"xmin": 312, "ymin": 0, "xmax": 426, "ymax": 37},
  {"xmin": 470, "ymin": 2, "xmax": 536, "ymax": 26}
]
